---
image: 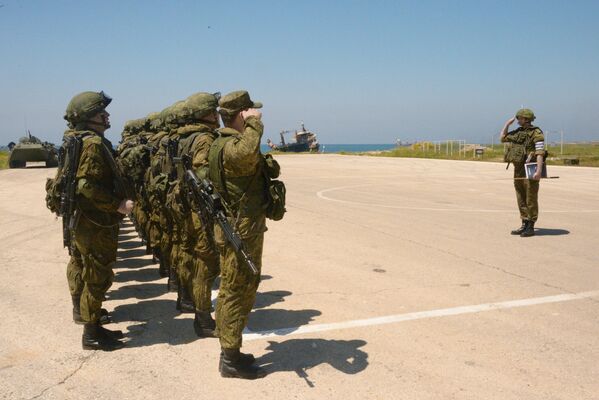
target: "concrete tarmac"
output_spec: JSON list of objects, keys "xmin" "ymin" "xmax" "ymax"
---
[{"xmin": 1, "ymin": 155, "xmax": 598, "ymax": 399}]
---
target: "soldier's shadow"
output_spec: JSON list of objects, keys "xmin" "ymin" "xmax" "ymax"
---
[
  {"xmin": 253, "ymin": 290, "xmax": 293, "ymax": 310},
  {"xmin": 118, "ymin": 240, "xmax": 144, "ymax": 250},
  {"xmin": 117, "ymin": 248, "xmax": 148, "ymax": 259},
  {"xmin": 113, "ymin": 267, "xmax": 162, "ymax": 283},
  {"xmin": 534, "ymin": 228, "xmax": 570, "ymax": 236},
  {"xmin": 108, "ymin": 282, "xmax": 166, "ymax": 301},
  {"xmin": 112, "ymin": 299, "xmax": 197, "ymax": 347},
  {"xmin": 247, "ymin": 308, "xmax": 321, "ymax": 333},
  {"xmin": 255, "ymin": 338, "xmax": 369, "ymax": 384}
]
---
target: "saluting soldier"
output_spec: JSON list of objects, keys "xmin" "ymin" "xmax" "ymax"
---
[
  {"xmin": 501, "ymin": 108, "xmax": 545, "ymax": 237},
  {"xmin": 209, "ymin": 90, "xmax": 271, "ymax": 379}
]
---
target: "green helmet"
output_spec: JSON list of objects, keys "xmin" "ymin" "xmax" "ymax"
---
[
  {"xmin": 516, "ymin": 108, "xmax": 535, "ymax": 121},
  {"xmin": 144, "ymin": 112, "xmax": 160, "ymax": 132},
  {"xmin": 64, "ymin": 91, "xmax": 112, "ymax": 124},
  {"xmin": 123, "ymin": 118, "xmax": 145, "ymax": 135},
  {"xmin": 164, "ymin": 101, "xmax": 187, "ymax": 127},
  {"xmin": 184, "ymin": 92, "xmax": 220, "ymax": 121}
]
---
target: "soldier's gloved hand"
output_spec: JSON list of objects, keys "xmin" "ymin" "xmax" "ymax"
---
[
  {"xmin": 117, "ymin": 199, "xmax": 135, "ymax": 215},
  {"xmin": 241, "ymin": 109, "xmax": 262, "ymax": 121}
]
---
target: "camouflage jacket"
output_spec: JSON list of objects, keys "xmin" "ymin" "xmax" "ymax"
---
[
  {"xmin": 75, "ymin": 132, "xmax": 124, "ymax": 226},
  {"xmin": 502, "ymin": 126, "xmax": 545, "ymax": 158},
  {"xmin": 209, "ymin": 116, "xmax": 268, "ymax": 239}
]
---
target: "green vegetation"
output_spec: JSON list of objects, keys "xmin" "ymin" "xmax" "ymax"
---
[
  {"xmin": 348, "ymin": 143, "xmax": 599, "ymax": 167},
  {"xmin": 0, "ymin": 151, "xmax": 8, "ymax": 169}
]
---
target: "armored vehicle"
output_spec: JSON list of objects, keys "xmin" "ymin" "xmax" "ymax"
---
[
  {"xmin": 8, "ymin": 131, "xmax": 59, "ymax": 168},
  {"xmin": 267, "ymin": 122, "xmax": 320, "ymax": 153}
]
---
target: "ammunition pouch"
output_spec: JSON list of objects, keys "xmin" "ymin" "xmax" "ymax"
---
[
  {"xmin": 265, "ymin": 179, "xmax": 286, "ymax": 221},
  {"xmin": 45, "ymin": 177, "xmax": 61, "ymax": 215},
  {"xmin": 504, "ymin": 143, "xmax": 528, "ymax": 164},
  {"xmin": 262, "ymin": 154, "xmax": 286, "ymax": 221}
]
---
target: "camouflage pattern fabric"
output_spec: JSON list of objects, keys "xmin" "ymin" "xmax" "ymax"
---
[
  {"xmin": 502, "ymin": 126, "xmax": 545, "ymax": 222},
  {"xmin": 73, "ymin": 132, "xmax": 123, "ymax": 324},
  {"xmin": 209, "ymin": 115, "xmax": 269, "ymax": 349}
]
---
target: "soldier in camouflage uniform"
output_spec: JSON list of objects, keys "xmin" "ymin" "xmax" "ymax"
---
[
  {"xmin": 138, "ymin": 112, "xmax": 161, "ymax": 248},
  {"xmin": 158, "ymin": 103, "xmax": 187, "ymax": 302},
  {"xmin": 168, "ymin": 92, "xmax": 222, "ymax": 335},
  {"xmin": 209, "ymin": 91, "xmax": 272, "ymax": 379},
  {"xmin": 147, "ymin": 109, "xmax": 175, "ymax": 279},
  {"xmin": 63, "ymin": 91, "xmax": 134, "ymax": 351},
  {"xmin": 117, "ymin": 118, "xmax": 151, "ymax": 247},
  {"xmin": 501, "ymin": 108, "xmax": 545, "ymax": 237}
]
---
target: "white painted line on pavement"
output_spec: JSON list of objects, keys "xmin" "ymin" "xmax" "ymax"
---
[
  {"xmin": 243, "ymin": 290, "xmax": 599, "ymax": 341},
  {"xmin": 317, "ymin": 185, "xmax": 599, "ymax": 213}
]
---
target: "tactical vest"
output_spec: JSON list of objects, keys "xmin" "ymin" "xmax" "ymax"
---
[
  {"xmin": 504, "ymin": 127, "xmax": 540, "ymax": 164},
  {"xmin": 176, "ymin": 128, "xmax": 209, "ymax": 179},
  {"xmin": 208, "ymin": 135, "xmax": 267, "ymax": 217},
  {"xmin": 45, "ymin": 130, "xmax": 92, "ymax": 215}
]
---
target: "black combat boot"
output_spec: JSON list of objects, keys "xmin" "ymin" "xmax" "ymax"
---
[
  {"xmin": 72, "ymin": 296, "xmax": 112, "ymax": 325},
  {"xmin": 520, "ymin": 221, "xmax": 535, "ymax": 237},
  {"xmin": 158, "ymin": 258, "xmax": 169, "ymax": 278},
  {"xmin": 145, "ymin": 243, "xmax": 153, "ymax": 255},
  {"xmin": 176, "ymin": 285, "xmax": 195, "ymax": 314},
  {"xmin": 511, "ymin": 220, "xmax": 529, "ymax": 235},
  {"xmin": 219, "ymin": 348, "xmax": 266, "ymax": 379},
  {"xmin": 219, "ymin": 349, "xmax": 255, "ymax": 366},
  {"xmin": 167, "ymin": 268, "xmax": 179, "ymax": 292},
  {"xmin": 72, "ymin": 295, "xmax": 83, "ymax": 324},
  {"xmin": 82, "ymin": 323, "xmax": 125, "ymax": 351},
  {"xmin": 99, "ymin": 325, "xmax": 124, "ymax": 340},
  {"xmin": 193, "ymin": 311, "xmax": 217, "ymax": 338}
]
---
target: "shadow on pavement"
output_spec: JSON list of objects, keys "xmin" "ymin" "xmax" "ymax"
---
[
  {"xmin": 256, "ymin": 339, "xmax": 369, "ymax": 385},
  {"xmin": 118, "ymin": 248, "xmax": 148, "ymax": 259},
  {"xmin": 108, "ymin": 282, "xmax": 167, "ymax": 301},
  {"xmin": 118, "ymin": 240, "xmax": 144, "ymax": 250},
  {"xmin": 115, "ymin": 257, "xmax": 155, "ymax": 269},
  {"xmin": 535, "ymin": 228, "xmax": 570, "ymax": 236},
  {"xmin": 247, "ymin": 308, "xmax": 321, "ymax": 332},
  {"xmin": 253, "ymin": 290, "xmax": 293, "ymax": 310},
  {"xmin": 113, "ymin": 268, "xmax": 162, "ymax": 283},
  {"xmin": 112, "ymin": 299, "xmax": 197, "ymax": 347}
]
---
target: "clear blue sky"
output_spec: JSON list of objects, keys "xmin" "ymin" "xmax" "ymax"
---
[{"xmin": 1, "ymin": 0, "xmax": 598, "ymax": 145}]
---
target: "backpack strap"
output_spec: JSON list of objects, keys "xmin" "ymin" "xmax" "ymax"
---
[{"xmin": 208, "ymin": 135, "xmax": 235, "ymax": 203}]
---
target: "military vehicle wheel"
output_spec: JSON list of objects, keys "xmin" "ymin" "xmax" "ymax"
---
[{"xmin": 9, "ymin": 160, "xmax": 26, "ymax": 168}]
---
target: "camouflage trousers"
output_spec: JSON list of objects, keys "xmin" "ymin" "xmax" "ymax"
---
[
  {"xmin": 215, "ymin": 233, "xmax": 263, "ymax": 350},
  {"xmin": 133, "ymin": 203, "xmax": 149, "ymax": 241},
  {"xmin": 72, "ymin": 214, "xmax": 118, "ymax": 324},
  {"xmin": 148, "ymin": 217, "xmax": 162, "ymax": 250},
  {"xmin": 513, "ymin": 163, "xmax": 540, "ymax": 222},
  {"xmin": 66, "ymin": 248, "xmax": 84, "ymax": 297},
  {"xmin": 186, "ymin": 213, "xmax": 219, "ymax": 312}
]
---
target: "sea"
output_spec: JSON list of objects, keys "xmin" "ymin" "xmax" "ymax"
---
[{"xmin": 260, "ymin": 144, "xmax": 397, "ymax": 153}]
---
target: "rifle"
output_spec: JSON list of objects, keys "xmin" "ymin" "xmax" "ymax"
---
[
  {"xmin": 174, "ymin": 154, "xmax": 259, "ymax": 275},
  {"xmin": 59, "ymin": 136, "xmax": 83, "ymax": 254},
  {"xmin": 165, "ymin": 138, "xmax": 179, "ymax": 181}
]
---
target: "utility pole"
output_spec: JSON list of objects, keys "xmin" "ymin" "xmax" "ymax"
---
[{"xmin": 560, "ymin": 129, "xmax": 564, "ymax": 155}]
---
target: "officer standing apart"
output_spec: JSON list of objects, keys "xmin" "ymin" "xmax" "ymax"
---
[
  {"xmin": 64, "ymin": 91, "xmax": 134, "ymax": 350},
  {"xmin": 501, "ymin": 108, "xmax": 545, "ymax": 237},
  {"xmin": 209, "ymin": 91, "xmax": 271, "ymax": 379}
]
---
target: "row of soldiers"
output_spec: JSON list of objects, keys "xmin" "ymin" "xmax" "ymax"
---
[{"xmin": 51, "ymin": 90, "xmax": 282, "ymax": 380}]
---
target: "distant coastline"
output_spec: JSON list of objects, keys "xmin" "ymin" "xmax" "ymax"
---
[{"xmin": 261, "ymin": 144, "xmax": 396, "ymax": 153}]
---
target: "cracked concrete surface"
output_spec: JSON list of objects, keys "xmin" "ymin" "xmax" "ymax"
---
[
  {"xmin": 26, "ymin": 354, "xmax": 95, "ymax": 400},
  {"xmin": 1, "ymin": 155, "xmax": 598, "ymax": 400}
]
